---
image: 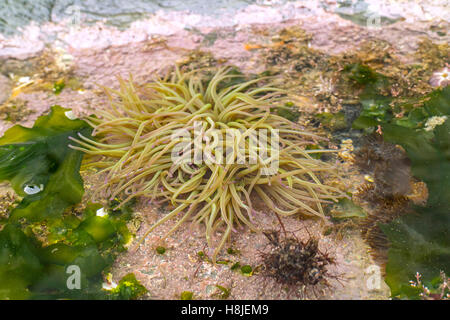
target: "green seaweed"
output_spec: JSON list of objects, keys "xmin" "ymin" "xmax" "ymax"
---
[
  {"xmin": 156, "ymin": 246, "xmax": 166, "ymax": 255},
  {"xmin": 107, "ymin": 273, "xmax": 148, "ymax": 300},
  {"xmin": 240, "ymin": 265, "xmax": 253, "ymax": 276},
  {"xmin": 344, "ymin": 63, "xmax": 381, "ymax": 85},
  {"xmin": 53, "ymin": 80, "xmax": 65, "ymax": 95},
  {"xmin": 345, "ymin": 64, "xmax": 393, "ymax": 130},
  {"xmin": 331, "ymin": 198, "xmax": 367, "ymax": 219},
  {"xmin": 0, "ymin": 106, "xmax": 146, "ymax": 300},
  {"xmin": 315, "ymin": 112, "xmax": 347, "ymax": 131},
  {"xmin": 0, "ymin": 105, "xmax": 91, "ymax": 222},
  {"xmin": 0, "ymin": 222, "xmax": 104, "ymax": 299},
  {"xmin": 272, "ymin": 102, "xmax": 301, "ymax": 122},
  {"xmin": 226, "ymin": 247, "xmax": 239, "ymax": 255},
  {"xmin": 230, "ymin": 262, "xmax": 241, "ymax": 271},
  {"xmin": 214, "ymin": 285, "xmax": 231, "ymax": 299},
  {"xmin": 0, "ymin": 224, "xmax": 43, "ymax": 299},
  {"xmin": 346, "ymin": 61, "xmax": 450, "ymax": 299},
  {"xmin": 379, "ymin": 87, "xmax": 450, "ymax": 299},
  {"xmin": 0, "ymin": 203, "xmax": 138, "ymax": 299},
  {"xmin": 180, "ymin": 291, "xmax": 194, "ymax": 300}
]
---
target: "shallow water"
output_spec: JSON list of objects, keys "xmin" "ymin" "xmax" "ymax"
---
[
  {"xmin": 0, "ymin": 0, "xmax": 264, "ymax": 35},
  {"xmin": 2, "ymin": 0, "xmax": 448, "ymax": 38},
  {"xmin": 0, "ymin": 0, "xmax": 448, "ymax": 302}
]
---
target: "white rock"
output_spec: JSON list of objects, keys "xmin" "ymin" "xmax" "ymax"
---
[
  {"xmin": 96, "ymin": 207, "xmax": 108, "ymax": 217},
  {"xmin": 24, "ymin": 184, "xmax": 43, "ymax": 195},
  {"xmin": 64, "ymin": 110, "xmax": 77, "ymax": 120}
]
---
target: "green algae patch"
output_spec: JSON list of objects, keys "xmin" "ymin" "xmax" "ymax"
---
[
  {"xmin": 379, "ymin": 88, "xmax": 450, "ymax": 299},
  {"xmin": 180, "ymin": 291, "xmax": 194, "ymax": 300},
  {"xmin": 0, "ymin": 107, "xmax": 146, "ymax": 299},
  {"xmin": 0, "ymin": 203, "xmax": 142, "ymax": 299},
  {"xmin": 272, "ymin": 102, "xmax": 302, "ymax": 122},
  {"xmin": 53, "ymin": 80, "xmax": 66, "ymax": 95},
  {"xmin": 344, "ymin": 63, "xmax": 383, "ymax": 85},
  {"xmin": 330, "ymin": 198, "xmax": 367, "ymax": 219},
  {"xmin": 0, "ymin": 203, "xmax": 139, "ymax": 299},
  {"xmin": 315, "ymin": 112, "xmax": 347, "ymax": 131},
  {"xmin": 0, "ymin": 222, "xmax": 105, "ymax": 300},
  {"xmin": 240, "ymin": 265, "xmax": 253, "ymax": 276},
  {"xmin": 156, "ymin": 246, "xmax": 166, "ymax": 255},
  {"xmin": 214, "ymin": 285, "xmax": 231, "ymax": 299},
  {"xmin": 0, "ymin": 105, "xmax": 91, "ymax": 222},
  {"xmin": 0, "ymin": 224, "xmax": 43, "ymax": 300},
  {"xmin": 107, "ymin": 273, "xmax": 148, "ymax": 300},
  {"xmin": 344, "ymin": 63, "xmax": 393, "ymax": 131},
  {"xmin": 351, "ymin": 84, "xmax": 450, "ymax": 299},
  {"xmin": 344, "ymin": 57, "xmax": 450, "ymax": 299}
]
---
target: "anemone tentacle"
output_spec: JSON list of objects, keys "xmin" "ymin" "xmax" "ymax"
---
[{"xmin": 70, "ymin": 67, "xmax": 345, "ymax": 261}]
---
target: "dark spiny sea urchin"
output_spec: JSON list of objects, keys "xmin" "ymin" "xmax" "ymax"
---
[
  {"xmin": 258, "ymin": 228, "xmax": 337, "ymax": 299},
  {"xmin": 69, "ymin": 67, "xmax": 345, "ymax": 260},
  {"xmin": 261, "ymin": 230, "xmax": 335, "ymax": 288}
]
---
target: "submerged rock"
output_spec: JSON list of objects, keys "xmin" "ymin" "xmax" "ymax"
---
[{"xmin": 0, "ymin": 74, "xmax": 11, "ymax": 104}]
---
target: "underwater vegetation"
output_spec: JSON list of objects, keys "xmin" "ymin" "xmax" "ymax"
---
[
  {"xmin": 354, "ymin": 135, "xmax": 412, "ymax": 199},
  {"xmin": 346, "ymin": 62, "xmax": 450, "ymax": 299},
  {"xmin": 380, "ymin": 88, "xmax": 450, "ymax": 299},
  {"xmin": 0, "ymin": 106, "xmax": 90, "ymax": 222},
  {"xmin": 0, "ymin": 106, "xmax": 146, "ymax": 299},
  {"xmin": 408, "ymin": 271, "xmax": 449, "ymax": 300},
  {"xmin": 69, "ymin": 67, "xmax": 346, "ymax": 261},
  {"xmin": 0, "ymin": 21, "xmax": 446, "ymax": 298},
  {"xmin": 354, "ymin": 135, "xmax": 412, "ymax": 266}
]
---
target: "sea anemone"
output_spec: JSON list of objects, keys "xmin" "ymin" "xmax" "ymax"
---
[{"xmin": 69, "ymin": 67, "xmax": 345, "ymax": 260}]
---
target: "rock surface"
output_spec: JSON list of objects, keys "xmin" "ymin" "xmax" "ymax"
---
[
  {"xmin": 0, "ymin": 0, "xmax": 447, "ymax": 300},
  {"xmin": 0, "ymin": 74, "xmax": 11, "ymax": 105}
]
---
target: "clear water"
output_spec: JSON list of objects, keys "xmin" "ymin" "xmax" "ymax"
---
[
  {"xmin": 1, "ymin": 0, "xmax": 426, "ymax": 37},
  {"xmin": 0, "ymin": 0, "xmax": 259, "ymax": 35},
  {"xmin": 334, "ymin": 0, "xmax": 400, "ymax": 26}
]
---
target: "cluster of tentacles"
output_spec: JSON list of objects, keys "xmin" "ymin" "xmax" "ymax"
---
[{"xmin": 70, "ymin": 67, "xmax": 345, "ymax": 260}]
